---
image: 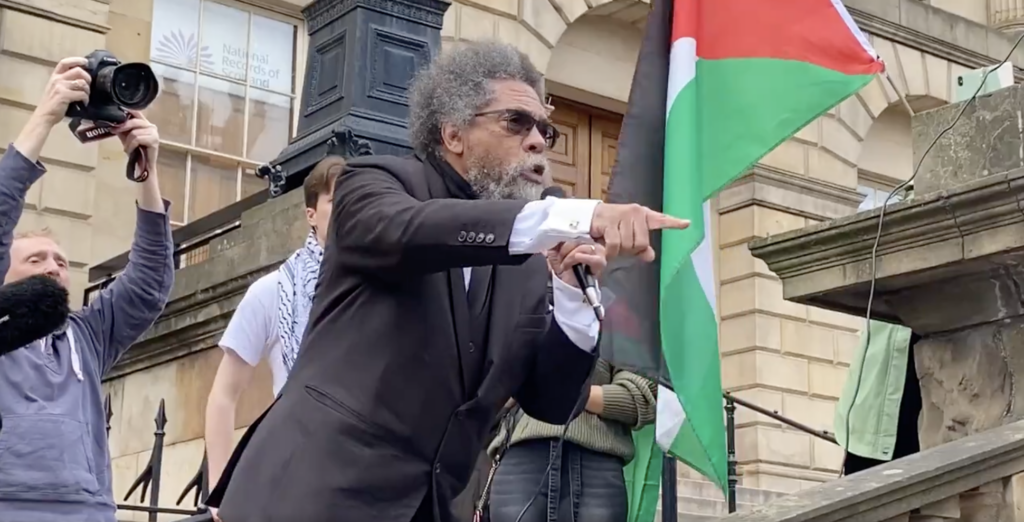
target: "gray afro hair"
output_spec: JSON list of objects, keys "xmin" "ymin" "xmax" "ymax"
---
[{"xmin": 408, "ymin": 40, "xmax": 545, "ymax": 157}]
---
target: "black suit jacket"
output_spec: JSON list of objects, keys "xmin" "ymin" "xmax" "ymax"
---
[{"xmin": 208, "ymin": 155, "xmax": 597, "ymax": 522}]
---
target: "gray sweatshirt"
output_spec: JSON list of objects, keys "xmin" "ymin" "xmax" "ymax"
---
[{"xmin": 0, "ymin": 147, "xmax": 174, "ymax": 522}]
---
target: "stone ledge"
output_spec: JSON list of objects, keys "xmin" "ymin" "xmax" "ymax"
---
[
  {"xmin": 107, "ymin": 192, "xmax": 308, "ymax": 379},
  {"xmin": 104, "ymin": 264, "xmax": 276, "ymax": 381},
  {"xmin": 718, "ymin": 420, "xmax": 1024, "ymax": 522},
  {"xmin": 0, "ymin": 0, "xmax": 110, "ymax": 34},
  {"xmin": 719, "ymin": 166, "xmax": 865, "ymax": 222},
  {"xmin": 748, "ymin": 168, "xmax": 1024, "ymax": 324}
]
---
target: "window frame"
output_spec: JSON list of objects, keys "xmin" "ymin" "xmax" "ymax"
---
[
  {"xmin": 856, "ymin": 173, "xmax": 904, "ymax": 212},
  {"xmin": 148, "ymin": 0, "xmax": 307, "ymax": 226}
]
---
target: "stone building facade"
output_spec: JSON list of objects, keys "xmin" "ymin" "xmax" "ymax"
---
[{"xmin": 1, "ymin": 0, "xmax": 1023, "ymax": 519}]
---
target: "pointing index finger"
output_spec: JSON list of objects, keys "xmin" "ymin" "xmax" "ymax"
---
[{"xmin": 646, "ymin": 210, "xmax": 690, "ymax": 231}]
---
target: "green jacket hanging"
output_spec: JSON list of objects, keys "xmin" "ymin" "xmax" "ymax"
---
[{"xmin": 834, "ymin": 320, "xmax": 913, "ymax": 462}]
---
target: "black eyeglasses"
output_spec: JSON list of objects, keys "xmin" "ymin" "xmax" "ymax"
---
[{"xmin": 474, "ymin": 109, "xmax": 561, "ymax": 149}]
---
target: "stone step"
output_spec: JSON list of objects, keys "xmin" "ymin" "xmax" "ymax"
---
[
  {"xmin": 678, "ymin": 495, "xmax": 761, "ymax": 515},
  {"xmin": 677, "ymin": 513, "xmax": 720, "ymax": 522},
  {"xmin": 677, "ymin": 478, "xmax": 789, "ymax": 506}
]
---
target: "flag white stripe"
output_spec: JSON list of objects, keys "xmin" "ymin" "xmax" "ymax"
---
[
  {"xmin": 829, "ymin": 0, "xmax": 878, "ymax": 59},
  {"xmin": 667, "ymin": 37, "xmax": 697, "ymax": 114},
  {"xmin": 656, "ymin": 385, "xmax": 686, "ymax": 451}
]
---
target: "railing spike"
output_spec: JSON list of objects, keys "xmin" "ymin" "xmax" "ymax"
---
[
  {"xmin": 155, "ymin": 398, "xmax": 167, "ymax": 433},
  {"xmin": 104, "ymin": 393, "xmax": 112, "ymax": 437}
]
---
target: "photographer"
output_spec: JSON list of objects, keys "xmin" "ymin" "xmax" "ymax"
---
[{"xmin": 0, "ymin": 57, "xmax": 174, "ymax": 522}]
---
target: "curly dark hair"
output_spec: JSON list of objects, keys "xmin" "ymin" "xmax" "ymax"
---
[{"xmin": 407, "ymin": 40, "xmax": 545, "ymax": 158}]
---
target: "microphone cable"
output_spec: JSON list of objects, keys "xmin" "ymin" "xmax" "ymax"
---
[
  {"xmin": 839, "ymin": 31, "xmax": 1024, "ymax": 475},
  {"xmin": 514, "ymin": 276, "xmax": 604, "ymax": 522}
]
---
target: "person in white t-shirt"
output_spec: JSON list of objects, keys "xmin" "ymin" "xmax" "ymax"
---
[{"xmin": 204, "ymin": 156, "xmax": 344, "ymax": 495}]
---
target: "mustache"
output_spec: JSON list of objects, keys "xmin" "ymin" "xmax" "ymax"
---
[{"xmin": 514, "ymin": 154, "xmax": 548, "ymax": 176}]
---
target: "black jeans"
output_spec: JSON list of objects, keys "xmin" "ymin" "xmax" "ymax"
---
[{"xmin": 489, "ymin": 440, "xmax": 628, "ymax": 522}]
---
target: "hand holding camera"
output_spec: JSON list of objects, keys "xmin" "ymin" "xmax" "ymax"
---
[{"xmin": 34, "ymin": 58, "xmax": 92, "ymax": 127}]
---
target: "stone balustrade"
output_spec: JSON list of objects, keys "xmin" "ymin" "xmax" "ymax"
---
[
  {"xmin": 718, "ymin": 420, "xmax": 1024, "ymax": 522},
  {"xmin": 991, "ymin": 0, "xmax": 1024, "ymax": 32}
]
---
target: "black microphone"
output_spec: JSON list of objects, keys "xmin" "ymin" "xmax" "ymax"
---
[
  {"xmin": 540, "ymin": 186, "xmax": 604, "ymax": 321},
  {"xmin": 0, "ymin": 275, "xmax": 70, "ymax": 357}
]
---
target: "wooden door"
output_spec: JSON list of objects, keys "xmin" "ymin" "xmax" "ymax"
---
[
  {"xmin": 548, "ymin": 103, "xmax": 591, "ymax": 197},
  {"xmin": 590, "ymin": 114, "xmax": 621, "ymax": 201},
  {"xmin": 547, "ymin": 98, "xmax": 622, "ymax": 201}
]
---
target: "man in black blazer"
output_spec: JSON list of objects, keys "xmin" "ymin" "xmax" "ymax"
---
[{"xmin": 206, "ymin": 40, "xmax": 689, "ymax": 522}]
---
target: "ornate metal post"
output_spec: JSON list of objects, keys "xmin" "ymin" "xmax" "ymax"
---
[
  {"xmin": 661, "ymin": 454, "xmax": 677, "ymax": 522},
  {"xmin": 726, "ymin": 395, "xmax": 738, "ymax": 513},
  {"xmin": 256, "ymin": 0, "xmax": 452, "ymax": 197}
]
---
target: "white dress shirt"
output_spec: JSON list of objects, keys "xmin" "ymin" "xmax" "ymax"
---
[{"xmin": 462, "ymin": 196, "xmax": 602, "ymax": 353}]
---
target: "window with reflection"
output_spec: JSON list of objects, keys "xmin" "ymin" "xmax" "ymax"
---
[
  {"xmin": 148, "ymin": 0, "xmax": 299, "ymax": 225},
  {"xmin": 857, "ymin": 177, "xmax": 904, "ymax": 212}
]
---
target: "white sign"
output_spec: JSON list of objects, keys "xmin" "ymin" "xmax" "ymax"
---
[{"xmin": 150, "ymin": 0, "xmax": 295, "ymax": 98}]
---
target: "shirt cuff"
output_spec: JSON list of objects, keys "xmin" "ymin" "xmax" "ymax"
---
[
  {"xmin": 551, "ymin": 273, "xmax": 600, "ymax": 353},
  {"xmin": 508, "ymin": 197, "xmax": 600, "ymax": 254}
]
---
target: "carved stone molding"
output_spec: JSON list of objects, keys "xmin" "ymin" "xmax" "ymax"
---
[
  {"xmin": 748, "ymin": 167, "xmax": 1024, "ymax": 325},
  {"xmin": 303, "ymin": 0, "xmax": 450, "ymax": 33},
  {"xmin": 0, "ymin": 0, "xmax": 110, "ymax": 34},
  {"xmin": 847, "ymin": 3, "xmax": 1024, "ymax": 82},
  {"xmin": 992, "ymin": 1, "xmax": 1024, "ymax": 33},
  {"xmin": 718, "ymin": 166, "xmax": 865, "ymax": 222}
]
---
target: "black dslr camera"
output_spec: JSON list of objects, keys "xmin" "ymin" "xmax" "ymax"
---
[{"xmin": 66, "ymin": 50, "xmax": 159, "ymax": 181}]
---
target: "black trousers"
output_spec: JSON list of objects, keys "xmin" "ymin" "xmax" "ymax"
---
[
  {"xmin": 843, "ymin": 335, "xmax": 922, "ymax": 475},
  {"xmin": 489, "ymin": 440, "xmax": 627, "ymax": 522}
]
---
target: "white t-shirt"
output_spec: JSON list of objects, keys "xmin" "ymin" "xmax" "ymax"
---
[{"xmin": 219, "ymin": 271, "xmax": 289, "ymax": 397}]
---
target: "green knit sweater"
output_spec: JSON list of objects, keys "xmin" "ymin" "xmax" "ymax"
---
[{"xmin": 487, "ymin": 360, "xmax": 657, "ymax": 464}]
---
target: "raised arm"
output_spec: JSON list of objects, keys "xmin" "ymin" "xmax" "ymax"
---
[
  {"xmin": 0, "ymin": 57, "xmax": 92, "ymax": 279},
  {"xmin": 78, "ymin": 114, "xmax": 174, "ymax": 374},
  {"xmin": 0, "ymin": 149, "xmax": 46, "ymax": 279}
]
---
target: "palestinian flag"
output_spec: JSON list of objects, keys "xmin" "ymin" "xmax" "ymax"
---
[{"xmin": 600, "ymin": 0, "xmax": 883, "ymax": 499}]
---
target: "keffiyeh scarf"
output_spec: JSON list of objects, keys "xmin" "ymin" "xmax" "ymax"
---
[{"xmin": 277, "ymin": 230, "xmax": 324, "ymax": 372}]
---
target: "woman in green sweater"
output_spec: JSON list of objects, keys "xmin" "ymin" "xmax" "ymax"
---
[{"xmin": 486, "ymin": 360, "xmax": 657, "ymax": 522}]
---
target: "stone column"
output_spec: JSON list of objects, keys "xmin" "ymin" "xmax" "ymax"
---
[
  {"xmin": 257, "ymin": 0, "xmax": 452, "ymax": 197},
  {"xmin": 991, "ymin": 0, "xmax": 1024, "ymax": 33}
]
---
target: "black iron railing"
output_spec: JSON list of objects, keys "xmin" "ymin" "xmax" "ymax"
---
[
  {"xmin": 660, "ymin": 392, "xmax": 840, "ymax": 521},
  {"xmin": 107, "ymin": 395, "xmax": 210, "ymax": 521},
  {"xmin": 82, "ymin": 190, "xmax": 268, "ymax": 307},
  {"xmin": 105, "ymin": 390, "xmax": 837, "ymax": 521}
]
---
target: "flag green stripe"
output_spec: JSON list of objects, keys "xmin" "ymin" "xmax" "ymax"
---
[
  {"xmin": 662, "ymin": 260, "xmax": 723, "ymax": 487},
  {"xmin": 666, "ymin": 58, "xmax": 876, "ymax": 210},
  {"xmin": 624, "ymin": 425, "xmax": 663, "ymax": 522},
  {"xmin": 658, "ymin": 57, "xmax": 875, "ymax": 491}
]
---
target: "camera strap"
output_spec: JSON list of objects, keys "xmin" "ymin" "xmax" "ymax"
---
[{"xmin": 67, "ymin": 117, "xmax": 150, "ymax": 183}]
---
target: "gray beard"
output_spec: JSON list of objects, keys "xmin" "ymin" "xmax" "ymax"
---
[{"xmin": 466, "ymin": 155, "xmax": 547, "ymax": 201}]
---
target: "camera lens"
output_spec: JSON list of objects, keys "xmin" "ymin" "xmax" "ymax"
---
[{"xmin": 110, "ymin": 63, "xmax": 159, "ymax": 110}]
